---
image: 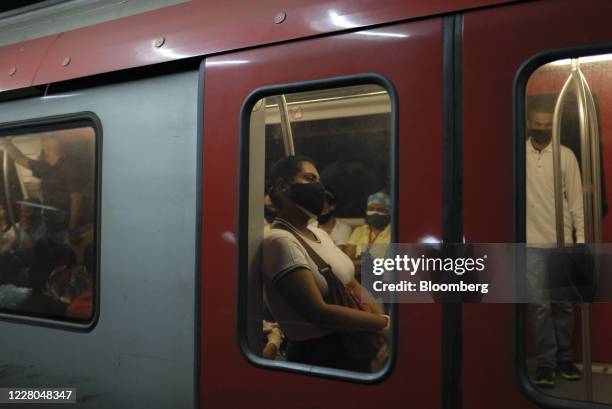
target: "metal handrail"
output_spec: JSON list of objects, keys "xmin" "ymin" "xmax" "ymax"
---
[
  {"xmin": 551, "ymin": 58, "xmax": 599, "ymax": 401},
  {"xmin": 574, "ymin": 63, "xmax": 594, "ymax": 245},
  {"xmin": 2, "ymin": 149, "xmax": 15, "ymax": 230},
  {"xmin": 581, "ymin": 70, "xmax": 603, "ymax": 242},
  {"xmin": 576, "ymin": 62, "xmax": 600, "ymax": 403},
  {"xmin": 551, "ymin": 74, "xmax": 573, "ymax": 246},
  {"xmin": 277, "ymin": 95, "xmax": 295, "ymax": 156}
]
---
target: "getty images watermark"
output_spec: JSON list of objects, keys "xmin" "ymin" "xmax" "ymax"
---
[
  {"xmin": 361, "ymin": 243, "xmax": 611, "ymax": 303},
  {"xmin": 371, "ymin": 252, "xmax": 489, "ymax": 294}
]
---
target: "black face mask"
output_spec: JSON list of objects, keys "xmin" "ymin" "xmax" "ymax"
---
[
  {"xmin": 367, "ymin": 214, "xmax": 390, "ymax": 230},
  {"xmin": 317, "ymin": 210, "xmax": 334, "ymax": 225},
  {"xmin": 264, "ymin": 206, "xmax": 277, "ymax": 224},
  {"xmin": 289, "ymin": 182, "xmax": 326, "ymax": 217},
  {"xmin": 530, "ymin": 129, "xmax": 552, "ymax": 145}
]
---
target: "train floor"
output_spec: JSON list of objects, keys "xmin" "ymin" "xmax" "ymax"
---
[{"xmin": 527, "ymin": 361, "xmax": 612, "ymax": 404}]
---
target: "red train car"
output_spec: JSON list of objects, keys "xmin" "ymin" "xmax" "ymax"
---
[{"xmin": 0, "ymin": 1, "xmax": 611, "ymax": 408}]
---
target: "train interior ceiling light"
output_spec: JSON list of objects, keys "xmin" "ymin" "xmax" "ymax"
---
[{"xmin": 550, "ymin": 53, "xmax": 612, "ymax": 66}]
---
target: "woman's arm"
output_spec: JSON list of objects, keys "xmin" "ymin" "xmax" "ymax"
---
[{"xmin": 275, "ymin": 267, "xmax": 387, "ymax": 332}]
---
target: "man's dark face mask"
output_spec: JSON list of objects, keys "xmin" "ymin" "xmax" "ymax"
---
[{"xmin": 530, "ymin": 129, "xmax": 552, "ymax": 145}]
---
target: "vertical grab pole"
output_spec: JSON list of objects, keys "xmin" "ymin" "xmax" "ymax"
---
[
  {"xmin": 574, "ymin": 62, "xmax": 593, "ymax": 244},
  {"xmin": 551, "ymin": 75, "xmax": 572, "ymax": 247},
  {"xmin": 552, "ymin": 61, "xmax": 593, "ymax": 400},
  {"xmin": 2, "ymin": 148, "xmax": 15, "ymax": 230},
  {"xmin": 573, "ymin": 59, "xmax": 592, "ymax": 401},
  {"xmin": 277, "ymin": 95, "xmax": 295, "ymax": 156},
  {"xmin": 581, "ymin": 70, "xmax": 603, "ymax": 242},
  {"xmin": 576, "ymin": 62, "xmax": 598, "ymax": 402}
]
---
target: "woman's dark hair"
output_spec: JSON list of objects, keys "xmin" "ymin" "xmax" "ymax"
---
[{"xmin": 266, "ymin": 155, "xmax": 316, "ymax": 206}]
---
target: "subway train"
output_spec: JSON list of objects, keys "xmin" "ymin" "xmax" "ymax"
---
[{"xmin": 0, "ymin": 0, "xmax": 611, "ymax": 408}]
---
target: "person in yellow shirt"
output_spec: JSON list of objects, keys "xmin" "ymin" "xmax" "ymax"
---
[{"xmin": 345, "ymin": 192, "xmax": 391, "ymax": 274}]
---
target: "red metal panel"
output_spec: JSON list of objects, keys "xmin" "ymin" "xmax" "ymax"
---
[
  {"xmin": 0, "ymin": 35, "xmax": 58, "ymax": 92},
  {"xmin": 0, "ymin": 0, "xmax": 518, "ymax": 92},
  {"xmin": 202, "ymin": 19, "xmax": 443, "ymax": 409},
  {"xmin": 463, "ymin": 0, "xmax": 612, "ymax": 408}
]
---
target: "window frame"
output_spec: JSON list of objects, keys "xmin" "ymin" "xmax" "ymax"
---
[
  {"xmin": 0, "ymin": 111, "xmax": 101, "ymax": 332},
  {"xmin": 236, "ymin": 73, "xmax": 399, "ymax": 383},
  {"xmin": 513, "ymin": 43, "xmax": 612, "ymax": 409}
]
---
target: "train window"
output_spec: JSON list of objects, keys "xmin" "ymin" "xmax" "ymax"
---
[
  {"xmin": 239, "ymin": 78, "xmax": 395, "ymax": 379},
  {"xmin": 0, "ymin": 117, "xmax": 97, "ymax": 327},
  {"xmin": 519, "ymin": 51, "xmax": 612, "ymax": 405}
]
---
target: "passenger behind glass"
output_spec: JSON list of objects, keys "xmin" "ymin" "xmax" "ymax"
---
[
  {"xmin": 261, "ymin": 194, "xmax": 283, "ymax": 358},
  {"xmin": 316, "ymin": 190, "xmax": 353, "ymax": 251},
  {"xmin": 525, "ymin": 95, "xmax": 584, "ymax": 388},
  {"xmin": 1, "ymin": 136, "xmax": 89, "ymax": 241},
  {"xmin": 0, "ymin": 204, "xmax": 30, "ymax": 286},
  {"xmin": 47, "ymin": 262, "xmax": 93, "ymax": 320},
  {"xmin": 262, "ymin": 155, "xmax": 389, "ymax": 372},
  {"xmin": 262, "ymin": 320, "xmax": 285, "ymax": 360},
  {"xmin": 0, "ymin": 204, "xmax": 10, "ymax": 244},
  {"xmin": 2, "ymin": 200, "xmax": 46, "ymax": 254},
  {"xmin": 0, "ymin": 204, "xmax": 12, "ymax": 281},
  {"xmin": 17, "ymin": 242, "xmax": 74, "ymax": 318},
  {"xmin": 345, "ymin": 192, "xmax": 391, "ymax": 274}
]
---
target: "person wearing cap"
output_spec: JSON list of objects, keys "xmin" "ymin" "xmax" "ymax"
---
[
  {"xmin": 317, "ymin": 190, "xmax": 353, "ymax": 251},
  {"xmin": 345, "ymin": 192, "xmax": 391, "ymax": 272}
]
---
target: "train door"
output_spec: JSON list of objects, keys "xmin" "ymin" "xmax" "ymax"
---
[
  {"xmin": 201, "ymin": 18, "xmax": 444, "ymax": 409},
  {"xmin": 0, "ymin": 72, "xmax": 200, "ymax": 408},
  {"xmin": 462, "ymin": 1, "xmax": 612, "ymax": 408}
]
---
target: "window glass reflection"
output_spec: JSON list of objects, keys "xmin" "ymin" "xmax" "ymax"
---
[
  {"xmin": 246, "ymin": 84, "xmax": 393, "ymax": 373},
  {"xmin": 525, "ymin": 53, "xmax": 612, "ymax": 403},
  {"xmin": 0, "ymin": 126, "xmax": 96, "ymax": 323}
]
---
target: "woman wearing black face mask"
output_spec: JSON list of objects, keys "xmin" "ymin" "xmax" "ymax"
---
[
  {"xmin": 262, "ymin": 155, "xmax": 389, "ymax": 372},
  {"xmin": 345, "ymin": 192, "xmax": 391, "ymax": 272}
]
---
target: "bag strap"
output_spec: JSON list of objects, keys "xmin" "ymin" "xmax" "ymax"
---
[{"xmin": 271, "ymin": 221, "xmax": 333, "ymax": 278}]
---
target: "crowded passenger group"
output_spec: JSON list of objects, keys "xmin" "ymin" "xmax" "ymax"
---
[{"xmin": 0, "ymin": 135, "xmax": 94, "ymax": 321}]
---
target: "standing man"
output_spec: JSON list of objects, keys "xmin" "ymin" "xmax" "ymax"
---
[
  {"xmin": 526, "ymin": 96, "xmax": 584, "ymax": 387},
  {"xmin": 1, "ymin": 136, "xmax": 86, "ymax": 241}
]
